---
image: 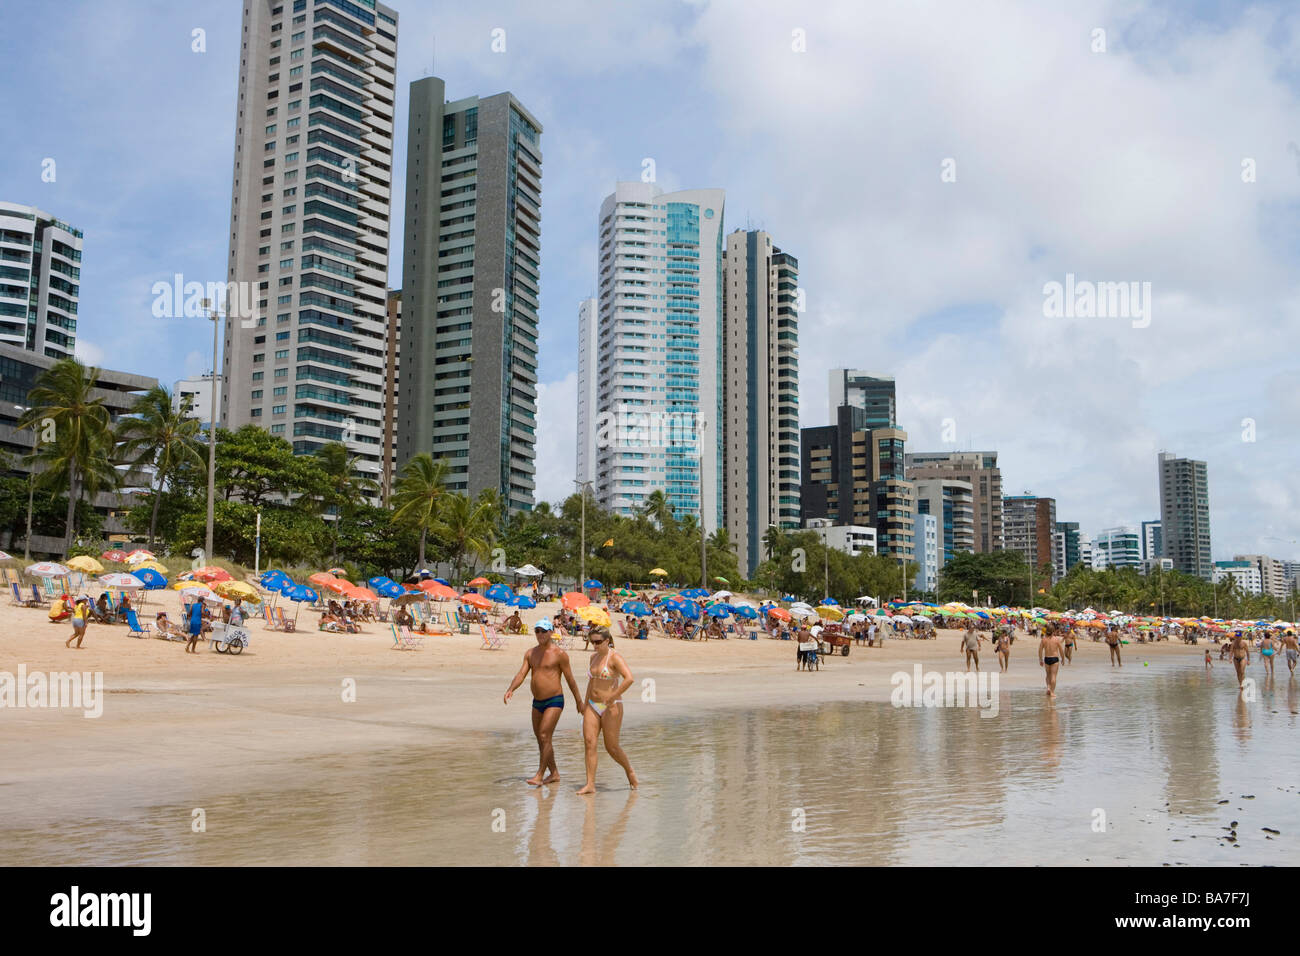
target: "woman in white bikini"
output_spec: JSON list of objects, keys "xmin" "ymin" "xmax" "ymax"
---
[{"xmin": 577, "ymin": 627, "xmax": 638, "ymax": 794}]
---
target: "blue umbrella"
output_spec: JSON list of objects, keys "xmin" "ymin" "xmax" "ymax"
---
[
  {"xmin": 433, "ymin": 577, "xmax": 450, "ymax": 585},
  {"xmin": 781, "ymin": 594, "xmax": 797, "ymax": 602},
  {"xmin": 286, "ymin": 585, "xmax": 317, "ymax": 603},
  {"xmin": 380, "ymin": 582, "xmax": 406, "ymax": 599},
  {"xmin": 511, "ymin": 594, "xmax": 537, "ymax": 609},
  {"xmin": 260, "ymin": 570, "xmax": 289, "ymax": 588},
  {"xmin": 820, "ymin": 597, "xmax": 839, "ymax": 606},
  {"xmin": 622, "ymin": 600, "xmax": 652, "ymax": 617},
  {"xmin": 584, "ymin": 579, "xmax": 603, "ymax": 589},
  {"xmin": 135, "ymin": 567, "xmax": 167, "ymax": 590},
  {"xmin": 486, "ymin": 583, "xmax": 515, "ymax": 603},
  {"xmin": 277, "ymin": 579, "xmax": 299, "ymax": 597},
  {"xmin": 733, "ymin": 605, "xmax": 758, "ymax": 620},
  {"xmin": 681, "ymin": 588, "xmax": 708, "ymax": 599},
  {"xmin": 368, "ymin": 575, "xmax": 395, "ymax": 590},
  {"xmin": 676, "ymin": 601, "xmax": 701, "ymax": 621},
  {"xmin": 707, "ymin": 604, "xmax": 733, "ymax": 618}
]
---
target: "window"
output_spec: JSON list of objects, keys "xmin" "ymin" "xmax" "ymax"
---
[
  {"xmin": 280, "ymin": 240, "xmax": 294, "ymax": 251},
  {"xmin": 253, "ymin": 353, "xmax": 265, "ymax": 363},
  {"xmin": 271, "ymin": 424, "xmax": 285, "ymax": 434},
  {"xmin": 283, "ymin": 187, "xmax": 297, "ymax": 198},
  {"xmin": 265, "ymin": 124, "xmax": 277, "ymax": 134},
  {"xmin": 290, "ymin": 48, "xmax": 304, "ymax": 60},
  {"xmin": 274, "ymin": 368, "xmax": 288, "ymax": 378},
  {"xmin": 286, "ymin": 117, "xmax": 300, "ymax": 129},
  {"xmin": 288, "ymin": 99, "xmax": 301, "ymax": 112},
  {"xmin": 277, "ymin": 294, "xmax": 292, "ymax": 304},
  {"xmin": 285, "ymin": 151, "xmax": 298, "ymax": 163},
  {"xmin": 280, "ymin": 258, "xmax": 293, "ymax": 269},
  {"xmin": 275, "ymin": 349, "xmax": 289, "ymax": 360},
  {"xmin": 276, "ymin": 331, "xmax": 290, "ymax": 341},
  {"xmin": 251, "ymin": 389, "xmax": 264, "ymax": 400},
  {"xmin": 274, "ymin": 386, "xmax": 288, "ymax": 397},
  {"xmin": 252, "ymin": 371, "xmax": 264, "ymax": 381},
  {"xmin": 292, "ymin": 30, "xmax": 304, "ymax": 42},
  {"xmin": 251, "ymin": 408, "xmax": 263, "ymax": 417},
  {"xmin": 289, "ymin": 66, "xmax": 303, "ymax": 77},
  {"xmin": 272, "ymin": 405, "xmax": 287, "ymax": 415}
]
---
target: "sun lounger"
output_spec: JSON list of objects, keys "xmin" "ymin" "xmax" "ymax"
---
[
  {"xmin": 124, "ymin": 608, "xmax": 152, "ymax": 638},
  {"xmin": 390, "ymin": 624, "xmax": 425, "ymax": 650},
  {"xmin": 479, "ymin": 623, "xmax": 505, "ymax": 650}
]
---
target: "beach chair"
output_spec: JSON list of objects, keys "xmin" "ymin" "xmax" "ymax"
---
[
  {"xmin": 43, "ymin": 577, "xmax": 60, "ymax": 598},
  {"xmin": 10, "ymin": 582, "xmax": 29, "ymax": 606},
  {"xmin": 390, "ymin": 623, "xmax": 424, "ymax": 650},
  {"xmin": 479, "ymin": 623, "xmax": 505, "ymax": 650},
  {"xmin": 276, "ymin": 607, "xmax": 296, "ymax": 632},
  {"xmin": 28, "ymin": 585, "xmax": 48, "ymax": 607},
  {"xmin": 261, "ymin": 604, "xmax": 281, "ymax": 630},
  {"xmin": 124, "ymin": 608, "xmax": 152, "ymax": 638}
]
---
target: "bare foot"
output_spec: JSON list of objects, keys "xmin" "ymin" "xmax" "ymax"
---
[
  {"xmin": 525, "ymin": 773, "xmax": 544, "ymax": 787},
  {"xmin": 626, "ymin": 770, "xmax": 638, "ymax": 790},
  {"xmin": 541, "ymin": 774, "xmax": 559, "ymax": 786},
  {"xmin": 576, "ymin": 782, "xmax": 596, "ymax": 795}
]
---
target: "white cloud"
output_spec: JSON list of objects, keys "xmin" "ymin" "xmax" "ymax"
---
[{"xmin": 534, "ymin": 372, "xmax": 578, "ymax": 507}]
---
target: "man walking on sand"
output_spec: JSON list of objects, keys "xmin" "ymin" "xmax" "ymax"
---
[
  {"xmin": 1039, "ymin": 630, "xmax": 1064, "ymax": 698},
  {"xmin": 1282, "ymin": 630, "xmax": 1298, "ymax": 676},
  {"xmin": 504, "ymin": 618, "xmax": 585, "ymax": 786},
  {"xmin": 961, "ymin": 625, "xmax": 983, "ymax": 672}
]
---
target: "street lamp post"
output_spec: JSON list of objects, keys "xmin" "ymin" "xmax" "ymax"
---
[{"xmin": 203, "ymin": 299, "xmax": 221, "ymax": 561}]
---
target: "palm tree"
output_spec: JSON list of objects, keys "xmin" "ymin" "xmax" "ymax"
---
[
  {"xmin": 117, "ymin": 385, "xmax": 204, "ymax": 547},
  {"xmin": 390, "ymin": 453, "xmax": 449, "ymax": 568},
  {"xmin": 20, "ymin": 358, "xmax": 116, "ymax": 556},
  {"xmin": 436, "ymin": 492, "xmax": 497, "ymax": 584},
  {"xmin": 637, "ymin": 489, "xmax": 675, "ymax": 531},
  {"xmin": 314, "ymin": 441, "xmax": 379, "ymax": 562}
]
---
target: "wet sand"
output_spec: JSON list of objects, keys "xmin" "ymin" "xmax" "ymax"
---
[{"xmin": 2, "ymin": 594, "xmax": 1294, "ymax": 865}]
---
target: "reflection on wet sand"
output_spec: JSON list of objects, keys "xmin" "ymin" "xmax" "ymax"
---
[{"xmin": 2, "ymin": 671, "xmax": 1296, "ymax": 865}]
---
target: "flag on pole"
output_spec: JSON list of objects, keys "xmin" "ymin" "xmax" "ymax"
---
[{"xmin": 602, "ymin": 538, "xmax": 614, "ymax": 548}]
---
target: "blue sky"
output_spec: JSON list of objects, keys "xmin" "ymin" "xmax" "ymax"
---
[{"xmin": 2, "ymin": 0, "xmax": 1298, "ymax": 560}]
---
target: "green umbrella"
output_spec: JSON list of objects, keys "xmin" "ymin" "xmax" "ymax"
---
[{"xmin": 713, "ymin": 577, "xmax": 729, "ymax": 584}]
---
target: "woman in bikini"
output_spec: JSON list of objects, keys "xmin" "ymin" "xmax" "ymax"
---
[
  {"xmin": 1230, "ymin": 631, "xmax": 1250, "ymax": 689},
  {"xmin": 578, "ymin": 627, "xmax": 638, "ymax": 795},
  {"xmin": 995, "ymin": 628, "xmax": 1010, "ymax": 672}
]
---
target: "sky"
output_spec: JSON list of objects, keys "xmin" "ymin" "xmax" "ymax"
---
[{"xmin": 1, "ymin": 0, "xmax": 1298, "ymax": 561}]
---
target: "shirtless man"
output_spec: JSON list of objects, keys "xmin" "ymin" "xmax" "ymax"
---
[
  {"xmin": 961, "ymin": 626, "xmax": 983, "ymax": 672},
  {"xmin": 1061, "ymin": 627, "xmax": 1076, "ymax": 666},
  {"xmin": 1039, "ymin": 630, "xmax": 1065, "ymax": 698},
  {"xmin": 1283, "ymin": 631, "xmax": 1299, "ymax": 676},
  {"xmin": 1105, "ymin": 627, "xmax": 1122, "ymax": 667},
  {"xmin": 504, "ymin": 618, "xmax": 585, "ymax": 786},
  {"xmin": 1229, "ymin": 631, "xmax": 1250, "ymax": 690}
]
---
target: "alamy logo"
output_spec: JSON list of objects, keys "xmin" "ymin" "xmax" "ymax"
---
[
  {"xmin": 593, "ymin": 404, "xmax": 706, "ymax": 450},
  {"xmin": 0, "ymin": 665, "xmax": 102, "ymax": 718},
  {"xmin": 1042, "ymin": 273, "xmax": 1152, "ymax": 328},
  {"xmin": 890, "ymin": 665, "xmax": 999, "ymax": 718},
  {"xmin": 151, "ymin": 274, "xmax": 261, "ymax": 328},
  {"xmin": 50, "ymin": 886, "xmax": 151, "ymax": 936}
]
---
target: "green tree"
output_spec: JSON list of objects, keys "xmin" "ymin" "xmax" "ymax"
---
[
  {"xmin": 436, "ymin": 490, "xmax": 498, "ymax": 584},
  {"xmin": 116, "ymin": 385, "xmax": 204, "ymax": 547},
  {"xmin": 390, "ymin": 453, "xmax": 449, "ymax": 568}
]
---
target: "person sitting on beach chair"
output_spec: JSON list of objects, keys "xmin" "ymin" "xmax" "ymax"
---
[
  {"xmin": 503, "ymin": 610, "xmax": 525, "ymax": 634},
  {"xmin": 92, "ymin": 593, "xmax": 113, "ymax": 625},
  {"xmin": 155, "ymin": 611, "xmax": 181, "ymax": 640}
]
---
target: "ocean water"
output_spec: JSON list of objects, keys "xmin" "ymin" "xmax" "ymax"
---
[{"xmin": 5, "ymin": 668, "xmax": 1298, "ymax": 865}]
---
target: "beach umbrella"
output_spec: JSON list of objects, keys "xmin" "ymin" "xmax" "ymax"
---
[
  {"xmin": 28, "ymin": 562, "xmax": 70, "ymax": 577},
  {"xmin": 713, "ymin": 577, "xmax": 729, "ymax": 584},
  {"xmin": 710, "ymin": 590, "xmax": 733, "ymax": 601},
  {"xmin": 432, "ymin": 577, "xmax": 450, "ymax": 585},
  {"xmin": 179, "ymin": 584, "xmax": 214, "ymax": 600},
  {"xmin": 368, "ymin": 575, "xmax": 394, "ymax": 590},
  {"xmin": 513, "ymin": 564, "xmax": 544, "ymax": 577},
  {"xmin": 419, "ymin": 580, "xmax": 458, "ymax": 601},
  {"xmin": 321, "ymin": 578, "xmax": 352, "ymax": 595},
  {"xmin": 622, "ymin": 600, "xmax": 652, "ymax": 617},
  {"xmin": 133, "ymin": 567, "xmax": 167, "ymax": 590},
  {"xmin": 326, "ymin": 567, "xmax": 348, "ymax": 576},
  {"xmin": 309, "ymin": 572, "xmax": 338, "ymax": 587},
  {"xmin": 467, "ymin": 576, "xmax": 492, "ymax": 587},
  {"xmin": 767, "ymin": 607, "xmax": 791, "ymax": 622},
  {"xmin": 577, "ymin": 605, "xmax": 612, "ymax": 626},
  {"xmin": 214, "ymin": 580, "xmax": 259, "ymax": 602},
  {"xmin": 613, "ymin": 587, "xmax": 636, "ymax": 597},
  {"xmin": 486, "ymin": 583, "xmax": 515, "ymax": 603},
  {"xmin": 707, "ymin": 604, "xmax": 733, "ymax": 618},
  {"xmin": 125, "ymin": 550, "xmax": 155, "ymax": 563},
  {"xmin": 676, "ymin": 601, "xmax": 702, "ymax": 621},
  {"xmin": 892, "ymin": 615, "xmax": 913, "ymax": 624},
  {"xmin": 681, "ymin": 588, "xmax": 709, "ymax": 599},
  {"xmin": 379, "ymin": 582, "xmax": 406, "ymax": 599},
  {"xmin": 791, "ymin": 606, "xmax": 818, "ymax": 620},
  {"xmin": 285, "ymin": 585, "xmax": 318, "ymax": 623},
  {"xmin": 820, "ymin": 597, "xmax": 839, "ymax": 606},
  {"xmin": 817, "ymin": 605, "xmax": 845, "ymax": 620},
  {"xmin": 98, "ymin": 572, "xmax": 144, "ymax": 589},
  {"xmin": 462, "ymin": 592, "xmax": 492, "ymax": 610},
  {"xmin": 393, "ymin": 591, "xmax": 426, "ymax": 607},
  {"xmin": 189, "ymin": 566, "xmax": 232, "ymax": 584},
  {"xmin": 511, "ymin": 594, "xmax": 537, "ymax": 609},
  {"xmin": 733, "ymin": 605, "xmax": 758, "ymax": 620},
  {"xmin": 648, "ymin": 568, "xmax": 668, "ymax": 576},
  {"xmin": 584, "ymin": 579, "xmax": 603, "ymax": 589},
  {"xmin": 101, "ymin": 549, "xmax": 127, "ymax": 563},
  {"xmin": 68, "ymin": 555, "xmax": 104, "ymax": 574},
  {"xmin": 345, "ymin": 586, "xmax": 379, "ymax": 602},
  {"xmin": 846, "ymin": 612, "xmax": 867, "ymax": 623},
  {"xmin": 132, "ymin": 560, "xmax": 168, "ymax": 574},
  {"xmin": 0, "ymin": 551, "xmax": 13, "ymax": 562},
  {"xmin": 561, "ymin": 591, "xmax": 591, "ymax": 610}
]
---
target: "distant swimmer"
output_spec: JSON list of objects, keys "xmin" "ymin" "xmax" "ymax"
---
[
  {"xmin": 1229, "ymin": 631, "xmax": 1250, "ymax": 690},
  {"xmin": 1105, "ymin": 627, "xmax": 1122, "ymax": 668},
  {"xmin": 961, "ymin": 626, "xmax": 983, "ymax": 673},
  {"xmin": 1039, "ymin": 631, "xmax": 1065, "ymax": 698},
  {"xmin": 504, "ymin": 618, "xmax": 585, "ymax": 787}
]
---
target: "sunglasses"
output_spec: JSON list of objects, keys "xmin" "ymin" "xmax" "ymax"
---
[{"xmin": 591, "ymin": 637, "xmax": 607, "ymax": 644}]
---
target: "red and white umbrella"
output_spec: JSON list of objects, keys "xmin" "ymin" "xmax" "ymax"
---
[
  {"xmin": 0, "ymin": 551, "xmax": 14, "ymax": 562},
  {"xmin": 126, "ymin": 550, "xmax": 156, "ymax": 564},
  {"xmin": 28, "ymin": 562, "xmax": 70, "ymax": 577},
  {"xmin": 101, "ymin": 549, "xmax": 128, "ymax": 562},
  {"xmin": 99, "ymin": 572, "xmax": 145, "ymax": 589}
]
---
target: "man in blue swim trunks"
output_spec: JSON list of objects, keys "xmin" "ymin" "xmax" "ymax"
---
[{"xmin": 504, "ymin": 618, "xmax": 585, "ymax": 786}]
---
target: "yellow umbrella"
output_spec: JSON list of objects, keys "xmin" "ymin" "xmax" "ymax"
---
[
  {"xmin": 816, "ymin": 605, "xmax": 845, "ymax": 621},
  {"xmin": 648, "ymin": 568, "xmax": 668, "ymax": 576},
  {"xmin": 577, "ymin": 605, "xmax": 612, "ymax": 626},
  {"xmin": 214, "ymin": 580, "xmax": 259, "ymax": 601},
  {"xmin": 67, "ymin": 555, "xmax": 103, "ymax": 574},
  {"xmin": 134, "ymin": 560, "xmax": 169, "ymax": 574},
  {"xmin": 173, "ymin": 581, "xmax": 212, "ymax": 594}
]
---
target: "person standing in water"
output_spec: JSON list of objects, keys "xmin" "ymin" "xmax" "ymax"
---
[
  {"xmin": 1229, "ymin": 631, "xmax": 1250, "ymax": 690},
  {"xmin": 504, "ymin": 618, "xmax": 585, "ymax": 787},
  {"xmin": 578, "ymin": 627, "xmax": 638, "ymax": 795},
  {"xmin": 1283, "ymin": 630, "xmax": 1298, "ymax": 676},
  {"xmin": 1259, "ymin": 631, "xmax": 1277, "ymax": 677},
  {"xmin": 1061, "ymin": 627, "xmax": 1076, "ymax": 665},
  {"xmin": 994, "ymin": 628, "xmax": 1011, "ymax": 672},
  {"xmin": 1039, "ymin": 630, "xmax": 1065, "ymax": 698},
  {"xmin": 961, "ymin": 625, "xmax": 983, "ymax": 672}
]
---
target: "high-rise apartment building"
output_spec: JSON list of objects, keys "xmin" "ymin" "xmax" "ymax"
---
[
  {"xmin": 1213, "ymin": 560, "xmax": 1261, "ymax": 595},
  {"xmin": 827, "ymin": 369, "xmax": 895, "ymax": 428},
  {"xmin": 801, "ymin": 405, "xmax": 914, "ymax": 561},
  {"xmin": 381, "ymin": 287, "xmax": 400, "ymax": 503},
  {"xmin": 1094, "ymin": 525, "xmax": 1142, "ymax": 569},
  {"xmin": 905, "ymin": 451, "xmax": 1003, "ymax": 552},
  {"xmin": 1141, "ymin": 519, "xmax": 1162, "ymax": 562},
  {"xmin": 721, "ymin": 229, "xmax": 800, "ymax": 576},
  {"xmin": 575, "ymin": 297, "xmax": 599, "ymax": 487},
  {"xmin": 912, "ymin": 477, "xmax": 974, "ymax": 571},
  {"xmin": 0, "ymin": 201, "xmax": 81, "ymax": 359},
  {"xmin": 1002, "ymin": 494, "xmax": 1057, "ymax": 573},
  {"xmin": 1233, "ymin": 554, "xmax": 1290, "ymax": 600},
  {"xmin": 1158, "ymin": 451, "xmax": 1211, "ymax": 579},
  {"xmin": 397, "ymin": 76, "xmax": 543, "ymax": 512},
  {"xmin": 220, "ymin": 0, "xmax": 399, "ymax": 495},
  {"xmin": 591, "ymin": 183, "xmax": 725, "ymax": 530},
  {"xmin": 1053, "ymin": 520, "xmax": 1081, "ymax": 582}
]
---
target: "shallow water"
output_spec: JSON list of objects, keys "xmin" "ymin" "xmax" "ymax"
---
[{"xmin": 5, "ymin": 668, "xmax": 1299, "ymax": 865}]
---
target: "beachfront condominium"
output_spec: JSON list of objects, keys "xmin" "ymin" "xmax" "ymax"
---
[
  {"xmin": 1232, "ymin": 554, "xmax": 1291, "ymax": 600},
  {"xmin": 912, "ymin": 477, "xmax": 974, "ymax": 573},
  {"xmin": 1052, "ymin": 520, "xmax": 1081, "ymax": 583},
  {"xmin": 591, "ymin": 182, "xmax": 725, "ymax": 531},
  {"xmin": 219, "ymin": 0, "xmax": 399, "ymax": 491},
  {"xmin": 0, "ymin": 201, "xmax": 81, "ymax": 359},
  {"xmin": 397, "ymin": 77, "xmax": 543, "ymax": 512},
  {"xmin": 905, "ymin": 451, "xmax": 1003, "ymax": 552},
  {"xmin": 1002, "ymin": 494, "xmax": 1057, "ymax": 575},
  {"xmin": 1213, "ymin": 560, "xmax": 1262, "ymax": 595},
  {"xmin": 1158, "ymin": 451, "xmax": 1211, "ymax": 579},
  {"xmin": 575, "ymin": 297, "xmax": 598, "ymax": 486},
  {"xmin": 1093, "ymin": 525, "xmax": 1142, "ymax": 569},
  {"xmin": 914, "ymin": 512, "xmax": 938, "ymax": 593},
  {"xmin": 827, "ymin": 369, "xmax": 895, "ymax": 428},
  {"xmin": 801, "ymin": 404, "xmax": 915, "ymax": 561},
  {"xmin": 721, "ymin": 229, "xmax": 800, "ymax": 577},
  {"xmin": 1141, "ymin": 519, "xmax": 1162, "ymax": 562}
]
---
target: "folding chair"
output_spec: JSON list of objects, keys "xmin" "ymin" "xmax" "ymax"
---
[
  {"xmin": 29, "ymin": 584, "xmax": 48, "ymax": 607},
  {"xmin": 479, "ymin": 623, "xmax": 506, "ymax": 650},
  {"xmin": 390, "ymin": 623, "xmax": 425, "ymax": 650},
  {"xmin": 10, "ymin": 582, "xmax": 28, "ymax": 606},
  {"xmin": 261, "ymin": 604, "xmax": 281, "ymax": 630},
  {"xmin": 276, "ymin": 607, "xmax": 297, "ymax": 632}
]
